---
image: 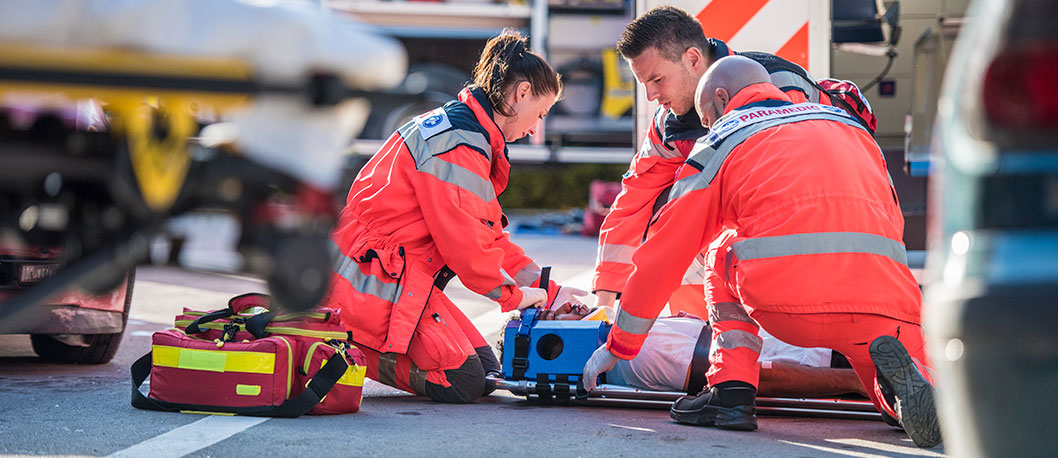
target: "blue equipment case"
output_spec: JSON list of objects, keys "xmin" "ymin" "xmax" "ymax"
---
[{"xmin": 501, "ymin": 307, "xmax": 611, "ymax": 385}]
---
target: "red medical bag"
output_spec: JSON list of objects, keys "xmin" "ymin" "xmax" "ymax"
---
[{"xmin": 131, "ymin": 293, "xmax": 367, "ymax": 416}]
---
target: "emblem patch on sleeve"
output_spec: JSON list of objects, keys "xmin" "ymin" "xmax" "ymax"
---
[{"xmin": 414, "ymin": 108, "xmax": 452, "ymax": 140}]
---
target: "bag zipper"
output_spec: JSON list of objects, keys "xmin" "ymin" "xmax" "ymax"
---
[
  {"xmin": 174, "ymin": 320, "xmax": 347, "ymax": 340},
  {"xmin": 276, "ymin": 336, "xmax": 294, "ymax": 400},
  {"xmin": 303, "ymin": 341, "xmax": 326, "ymax": 375}
]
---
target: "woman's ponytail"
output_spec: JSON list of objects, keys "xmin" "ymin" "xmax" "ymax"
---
[{"xmin": 472, "ymin": 29, "xmax": 561, "ymax": 116}]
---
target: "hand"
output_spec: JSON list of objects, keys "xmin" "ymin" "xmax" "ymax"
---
[
  {"xmin": 516, "ymin": 286, "xmax": 548, "ymax": 310},
  {"xmin": 550, "ymin": 286, "xmax": 589, "ymax": 310},
  {"xmin": 594, "ymin": 290, "xmax": 617, "ymax": 309},
  {"xmin": 582, "ymin": 346, "xmax": 621, "ymax": 391}
]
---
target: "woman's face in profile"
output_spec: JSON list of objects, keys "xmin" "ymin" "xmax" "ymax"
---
[{"xmin": 503, "ymin": 90, "xmax": 557, "ymax": 142}]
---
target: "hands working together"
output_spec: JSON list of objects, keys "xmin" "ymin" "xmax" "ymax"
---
[{"xmin": 516, "ymin": 285, "xmax": 590, "ymax": 311}]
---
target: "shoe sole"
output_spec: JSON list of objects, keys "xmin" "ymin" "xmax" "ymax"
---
[
  {"xmin": 670, "ymin": 404, "xmax": 758, "ymax": 431},
  {"xmin": 870, "ymin": 335, "xmax": 942, "ymax": 448}
]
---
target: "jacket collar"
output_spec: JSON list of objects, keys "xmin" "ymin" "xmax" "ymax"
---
[
  {"xmin": 708, "ymin": 38, "xmax": 735, "ymax": 61},
  {"xmin": 459, "ymin": 87, "xmax": 509, "ymax": 159},
  {"xmin": 722, "ymin": 82, "xmax": 792, "ymax": 116},
  {"xmin": 459, "ymin": 86, "xmax": 511, "ymax": 195}
]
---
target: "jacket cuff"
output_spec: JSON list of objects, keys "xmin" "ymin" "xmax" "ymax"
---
[
  {"xmin": 498, "ymin": 286, "xmax": 522, "ymax": 312},
  {"xmin": 592, "ymin": 271, "xmax": 628, "ymax": 295}
]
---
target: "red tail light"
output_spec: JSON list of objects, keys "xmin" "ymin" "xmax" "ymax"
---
[{"xmin": 982, "ymin": 44, "xmax": 1058, "ymax": 129}]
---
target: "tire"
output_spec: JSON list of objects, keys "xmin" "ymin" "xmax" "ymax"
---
[{"xmin": 31, "ymin": 270, "xmax": 135, "ymax": 364}]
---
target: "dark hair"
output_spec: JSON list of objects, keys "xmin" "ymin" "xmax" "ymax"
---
[
  {"xmin": 472, "ymin": 29, "xmax": 562, "ymax": 117},
  {"xmin": 617, "ymin": 6, "xmax": 710, "ymax": 62}
]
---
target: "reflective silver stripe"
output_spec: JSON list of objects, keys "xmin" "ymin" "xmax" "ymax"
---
[
  {"xmin": 614, "ymin": 308, "xmax": 655, "ymax": 335},
  {"xmin": 730, "ymin": 232, "xmax": 908, "ymax": 265},
  {"xmin": 417, "ymin": 156, "xmax": 497, "ymax": 203},
  {"xmin": 639, "ymin": 136, "xmax": 681, "ymax": 159},
  {"xmin": 713, "ymin": 329, "xmax": 763, "ymax": 353},
  {"xmin": 769, "ymin": 69, "xmax": 820, "ymax": 103},
  {"xmin": 514, "ymin": 262, "xmax": 542, "ymax": 287},
  {"xmin": 680, "ymin": 254, "xmax": 707, "ymax": 285},
  {"xmin": 378, "ymin": 352, "xmax": 399, "ymax": 388},
  {"xmin": 400, "ymin": 122, "xmax": 491, "ymax": 165},
  {"xmin": 671, "ymin": 109, "xmax": 865, "ymax": 200},
  {"xmin": 408, "ymin": 360, "xmax": 428, "ymax": 395},
  {"xmin": 486, "ymin": 286, "xmax": 504, "ymax": 300},
  {"xmin": 329, "ymin": 240, "xmax": 403, "ymax": 303},
  {"xmin": 709, "ymin": 302, "xmax": 755, "ymax": 324},
  {"xmin": 597, "ymin": 243, "xmax": 636, "ymax": 265}
]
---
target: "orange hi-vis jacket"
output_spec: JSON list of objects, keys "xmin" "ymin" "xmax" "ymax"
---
[
  {"xmin": 325, "ymin": 88, "xmax": 554, "ymax": 354},
  {"xmin": 606, "ymin": 83, "xmax": 919, "ymax": 360},
  {"xmin": 593, "ymin": 38, "xmax": 827, "ymax": 296}
]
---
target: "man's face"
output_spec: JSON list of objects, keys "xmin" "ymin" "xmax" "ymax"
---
[
  {"xmin": 536, "ymin": 303, "xmax": 590, "ymax": 321},
  {"xmin": 628, "ymin": 46, "xmax": 703, "ymax": 116}
]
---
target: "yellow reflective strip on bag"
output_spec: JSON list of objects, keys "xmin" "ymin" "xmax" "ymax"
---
[
  {"xmin": 153, "ymin": 345, "xmax": 275, "ymax": 374},
  {"xmin": 236, "ymin": 384, "xmax": 262, "ymax": 396},
  {"xmin": 264, "ymin": 326, "xmax": 349, "ymax": 340},
  {"xmin": 320, "ymin": 358, "xmax": 366, "ymax": 387},
  {"xmin": 179, "ymin": 410, "xmax": 236, "ymax": 416}
]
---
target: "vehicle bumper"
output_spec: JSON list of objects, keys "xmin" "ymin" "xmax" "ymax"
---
[{"xmin": 924, "ymin": 283, "xmax": 1058, "ymax": 457}]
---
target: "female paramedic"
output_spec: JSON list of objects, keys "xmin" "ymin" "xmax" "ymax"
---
[{"xmin": 323, "ymin": 30, "xmax": 588, "ymax": 403}]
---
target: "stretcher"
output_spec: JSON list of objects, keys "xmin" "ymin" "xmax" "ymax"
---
[
  {"xmin": 496, "ymin": 287, "xmax": 883, "ymax": 421},
  {"xmin": 487, "ymin": 376, "xmax": 882, "ymax": 421}
]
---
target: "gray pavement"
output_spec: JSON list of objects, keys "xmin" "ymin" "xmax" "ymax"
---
[{"xmin": 0, "ymin": 230, "xmax": 946, "ymax": 457}]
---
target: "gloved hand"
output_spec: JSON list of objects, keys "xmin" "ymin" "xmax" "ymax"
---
[
  {"xmin": 516, "ymin": 286, "xmax": 548, "ymax": 310},
  {"xmin": 550, "ymin": 285, "xmax": 589, "ymax": 310},
  {"xmin": 582, "ymin": 345, "xmax": 621, "ymax": 391}
]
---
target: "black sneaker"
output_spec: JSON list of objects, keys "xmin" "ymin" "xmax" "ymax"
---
[
  {"xmin": 669, "ymin": 381, "xmax": 758, "ymax": 431},
  {"xmin": 870, "ymin": 335, "xmax": 942, "ymax": 448}
]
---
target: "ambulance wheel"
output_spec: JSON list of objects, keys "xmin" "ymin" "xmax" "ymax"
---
[{"xmin": 31, "ymin": 271, "xmax": 134, "ymax": 364}]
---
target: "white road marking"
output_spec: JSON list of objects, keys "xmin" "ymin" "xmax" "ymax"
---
[
  {"xmin": 108, "ymin": 415, "xmax": 268, "ymax": 458},
  {"xmin": 610, "ymin": 424, "xmax": 656, "ymax": 433}
]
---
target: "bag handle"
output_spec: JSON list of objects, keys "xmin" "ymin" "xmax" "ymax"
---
[
  {"xmin": 184, "ymin": 293, "xmax": 275, "ymax": 338},
  {"xmin": 184, "ymin": 309, "xmax": 234, "ymax": 335},
  {"xmin": 131, "ymin": 349, "xmax": 350, "ymax": 418},
  {"xmin": 228, "ymin": 293, "xmax": 272, "ymax": 315}
]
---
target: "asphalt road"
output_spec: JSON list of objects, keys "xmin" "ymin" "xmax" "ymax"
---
[{"xmin": 0, "ymin": 231, "xmax": 946, "ymax": 457}]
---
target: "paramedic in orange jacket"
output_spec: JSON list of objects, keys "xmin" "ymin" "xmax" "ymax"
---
[
  {"xmin": 324, "ymin": 30, "xmax": 587, "ymax": 404},
  {"xmin": 594, "ymin": 6, "xmax": 846, "ymax": 318},
  {"xmin": 584, "ymin": 56, "xmax": 941, "ymax": 448}
]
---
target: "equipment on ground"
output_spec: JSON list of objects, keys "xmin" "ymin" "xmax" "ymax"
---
[{"xmin": 131, "ymin": 293, "xmax": 367, "ymax": 417}]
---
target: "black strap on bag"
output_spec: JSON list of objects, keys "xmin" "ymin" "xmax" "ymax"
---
[
  {"xmin": 184, "ymin": 309, "xmax": 234, "ymax": 335},
  {"xmin": 130, "ymin": 350, "xmax": 349, "ymax": 418},
  {"xmin": 686, "ymin": 323, "xmax": 713, "ymax": 395}
]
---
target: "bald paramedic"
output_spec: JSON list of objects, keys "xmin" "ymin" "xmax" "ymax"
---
[
  {"xmin": 584, "ymin": 56, "xmax": 941, "ymax": 449},
  {"xmin": 593, "ymin": 6, "xmax": 857, "ymax": 318}
]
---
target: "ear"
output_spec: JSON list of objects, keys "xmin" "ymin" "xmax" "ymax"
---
[
  {"xmin": 715, "ymin": 87, "xmax": 730, "ymax": 108},
  {"xmin": 684, "ymin": 46, "xmax": 705, "ymax": 72},
  {"xmin": 515, "ymin": 80, "xmax": 532, "ymax": 102}
]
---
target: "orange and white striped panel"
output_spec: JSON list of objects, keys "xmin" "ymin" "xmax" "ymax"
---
[{"xmin": 640, "ymin": 0, "xmax": 830, "ymax": 78}]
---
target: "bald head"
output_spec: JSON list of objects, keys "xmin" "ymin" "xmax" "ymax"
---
[{"xmin": 694, "ymin": 55, "xmax": 771, "ymax": 127}]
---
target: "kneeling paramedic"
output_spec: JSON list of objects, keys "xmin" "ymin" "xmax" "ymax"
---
[
  {"xmin": 324, "ymin": 30, "xmax": 587, "ymax": 404},
  {"xmin": 583, "ymin": 56, "xmax": 941, "ymax": 448}
]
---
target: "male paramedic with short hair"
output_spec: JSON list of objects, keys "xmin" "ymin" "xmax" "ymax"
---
[{"xmin": 584, "ymin": 56, "xmax": 942, "ymax": 449}]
